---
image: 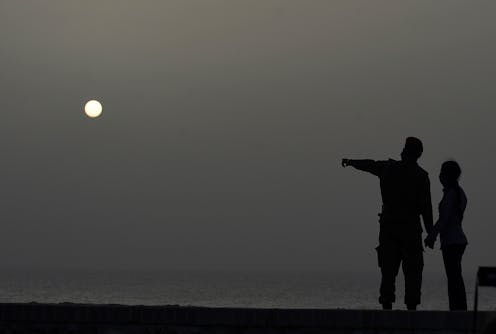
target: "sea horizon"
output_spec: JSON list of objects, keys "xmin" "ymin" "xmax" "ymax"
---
[{"xmin": 0, "ymin": 267, "xmax": 494, "ymax": 311}]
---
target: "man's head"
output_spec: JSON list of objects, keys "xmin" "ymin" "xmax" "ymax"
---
[{"xmin": 401, "ymin": 137, "xmax": 423, "ymax": 162}]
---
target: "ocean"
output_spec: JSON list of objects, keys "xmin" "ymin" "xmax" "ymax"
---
[{"xmin": 0, "ymin": 269, "xmax": 494, "ymax": 310}]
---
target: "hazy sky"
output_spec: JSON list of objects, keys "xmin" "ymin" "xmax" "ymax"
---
[{"xmin": 1, "ymin": 1, "xmax": 495, "ymax": 275}]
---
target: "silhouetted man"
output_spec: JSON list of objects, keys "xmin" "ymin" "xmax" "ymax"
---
[{"xmin": 342, "ymin": 137, "xmax": 433, "ymax": 310}]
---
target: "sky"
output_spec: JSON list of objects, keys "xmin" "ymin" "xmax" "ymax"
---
[{"xmin": 0, "ymin": 1, "xmax": 495, "ymax": 275}]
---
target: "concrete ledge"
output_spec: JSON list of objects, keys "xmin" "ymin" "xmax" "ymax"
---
[{"xmin": 0, "ymin": 303, "xmax": 494, "ymax": 334}]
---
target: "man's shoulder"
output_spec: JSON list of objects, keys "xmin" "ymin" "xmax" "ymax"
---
[
  {"xmin": 414, "ymin": 165, "xmax": 430, "ymax": 181},
  {"xmin": 394, "ymin": 161, "xmax": 429, "ymax": 178},
  {"xmin": 416, "ymin": 165, "xmax": 429, "ymax": 175}
]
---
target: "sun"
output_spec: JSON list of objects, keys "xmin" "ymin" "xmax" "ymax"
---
[{"xmin": 84, "ymin": 100, "xmax": 103, "ymax": 118}]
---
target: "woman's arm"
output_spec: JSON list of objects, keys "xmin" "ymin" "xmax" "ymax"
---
[{"xmin": 430, "ymin": 189, "xmax": 458, "ymax": 239}]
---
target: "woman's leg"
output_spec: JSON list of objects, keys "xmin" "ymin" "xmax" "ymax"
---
[{"xmin": 442, "ymin": 245, "xmax": 467, "ymax": 310}]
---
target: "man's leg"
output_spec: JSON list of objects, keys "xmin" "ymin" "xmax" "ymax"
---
[
  {"xmin": 378, "ymin": 227, "xmax": 402, "ymax": 309},
  {"xmin": 402, "ymin": 233, "xmax": 424, "ymax": 310}
]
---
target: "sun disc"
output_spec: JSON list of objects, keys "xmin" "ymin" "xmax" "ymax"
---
[{"xmin": 84, "ymin": 100, "xmax": 103, "ymax": 118}]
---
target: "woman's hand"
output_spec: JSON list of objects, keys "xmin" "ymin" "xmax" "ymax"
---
[{"xmin": 424, "ymin": 233, "xmax": 436, "ymax": 249}]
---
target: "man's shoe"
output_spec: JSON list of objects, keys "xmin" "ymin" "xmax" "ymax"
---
[{"xmin": 382, "ymin": 303, "xmax": 392, "ymax": 310}]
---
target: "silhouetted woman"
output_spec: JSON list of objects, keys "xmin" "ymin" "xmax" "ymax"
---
[{"xmin": 425, "ymin": 160, "xmax": 468, "ymax": 310}]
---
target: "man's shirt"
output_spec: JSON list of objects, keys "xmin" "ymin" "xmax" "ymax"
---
[{"xmin": 349, "ymin": 159, "xmax": 433, "ymax": 233}]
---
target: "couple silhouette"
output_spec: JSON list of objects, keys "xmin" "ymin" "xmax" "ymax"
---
[{"xmin": 342, "ymin": 137, "xmax": 468, "ymax": 311}]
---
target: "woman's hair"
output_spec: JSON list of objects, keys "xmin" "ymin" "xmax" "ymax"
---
[{"xmin": 441, "ymin": 160, "xmax": 462, "ymax": 183}]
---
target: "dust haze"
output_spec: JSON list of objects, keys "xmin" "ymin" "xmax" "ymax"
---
[{"xmin": 0, "ymin": 1, "xmax": 495, "ymax": 276}]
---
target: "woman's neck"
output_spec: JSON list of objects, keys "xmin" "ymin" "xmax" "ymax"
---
[{"xmin": 443, "ymin": 182, "xmax": 459, "ymax": 190}]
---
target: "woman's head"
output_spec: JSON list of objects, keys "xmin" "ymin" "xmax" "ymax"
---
[{"xmin": 440, "ymin": 160, "xmax": 462, "ymax": 187}]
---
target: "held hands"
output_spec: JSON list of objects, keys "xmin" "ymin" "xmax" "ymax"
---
[
  {"xmin": 424, "ymin": 233, "xmax": 436, "ymax": 249},
  {"xmin": 341, "ymin": 159, "xmax": 350, "ymax": 167}
]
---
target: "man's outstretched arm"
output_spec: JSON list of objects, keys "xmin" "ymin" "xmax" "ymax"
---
[{"xmin": 342, "ymin": 159, "xmax": 385, "ymax": 177}]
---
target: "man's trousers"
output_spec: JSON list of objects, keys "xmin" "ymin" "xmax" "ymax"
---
[{"xmin": 376, "ymin": 223, "xmax": 424, "ymax": 307}]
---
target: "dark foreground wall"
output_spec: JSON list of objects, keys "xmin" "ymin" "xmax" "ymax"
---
[{"xmin": 0, "ymin": 303, "xmax": 495, "ymax": 334}]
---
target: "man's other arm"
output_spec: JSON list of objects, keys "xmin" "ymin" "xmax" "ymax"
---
[
  {"xmin": 341, "ymin": 159, "xmax": 386, "ymax": 177},
  {"xmin": 421, "ymin": 176, "xmax": 434, "ymax": 235}
]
